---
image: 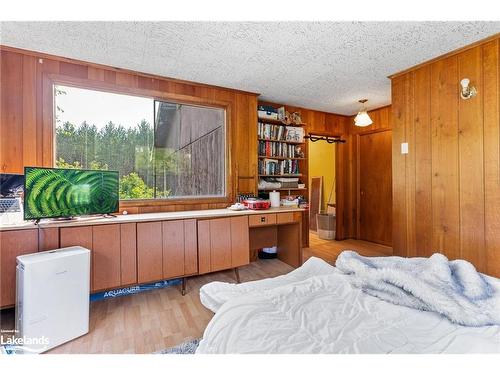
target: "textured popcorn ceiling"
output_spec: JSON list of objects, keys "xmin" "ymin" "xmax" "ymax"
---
[{"xmin": 1, "ymin": 22, "xmax": 499, "ymax": 115}]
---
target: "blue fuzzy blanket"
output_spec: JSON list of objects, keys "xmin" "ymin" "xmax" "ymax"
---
[{"xmin": 335, "ymin": 251, "xmax": 500, "ymax": 327}]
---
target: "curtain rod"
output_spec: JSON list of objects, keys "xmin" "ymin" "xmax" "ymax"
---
[{"xmin": 304, "ymin": 135, "xmax": 346, "ymax": 144}]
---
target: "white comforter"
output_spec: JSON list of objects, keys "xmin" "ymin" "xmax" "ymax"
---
[{"xmin": 197, "ymin": 257, "xmax": 500, "ymax": 354}]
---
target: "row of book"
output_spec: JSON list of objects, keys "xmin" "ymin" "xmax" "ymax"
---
[
  {"xmin": 258, "ymin": 158, "xmax": 300, "ymax": 176},
  {"xmin": 258, "ymin": 122, "xmax": 304, "ymax": 142},
  {"xmin": 258, "ymin": 140, "xmax": 300, "ymax": 158}
]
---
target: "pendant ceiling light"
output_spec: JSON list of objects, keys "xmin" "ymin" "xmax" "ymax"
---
[{"xmin": 354, "ymin": 99, "xmax": 373, "ymax": 127}]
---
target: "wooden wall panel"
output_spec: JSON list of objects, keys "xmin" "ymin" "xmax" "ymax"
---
[
  {"xmin": 390, "ymin": 35, "xmax": 500, "ymax": 276},
  {"xmin": 483, "ymin": 39, "xmax": 500, "ymax": 277},
  {"xmin": 413, "ymin": 65, "xmax": 433, "ymax": 257},
  {"xmin": 0, "ymin": 46, "xmax": 259, "ymax": 214},
  {"xmin": 431, "ymin": 56, "xmax": 461, "ymax": 259},
  {"xmin": 391, "ymin": 76, "xmax": 409, "ymax": 256},
  {"xmin": 0, "ymin": 51, "xmax": 23, "ymax": 173},
  {"xmin": 458, "ymin": 47, "xmax": 485, "ymax": 269}
]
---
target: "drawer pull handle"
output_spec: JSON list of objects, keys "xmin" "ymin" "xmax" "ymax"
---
[{"xmin": 260, "ymin": 217, "xmax": 266, "ymax": 223}]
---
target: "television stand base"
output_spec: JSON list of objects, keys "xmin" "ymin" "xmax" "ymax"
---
[{"xmin": 103, "ymin": 213, "xmax": 117, "ymax": 218}]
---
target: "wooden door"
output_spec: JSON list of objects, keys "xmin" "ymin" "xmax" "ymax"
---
[
  {"xmin": 162, "ymin": 221, "xmax": 185, "ymax": 279},
  {"xmin": 0, "ymin": 229, "xmax": 38, "ymax": 307},
  {"xmin": 210, "ymin": 218, "xmax": 232, "ymax": 272},
  {"xmin": 230, "ymin": 216, "xmax": 249, "ymax": 268},
  {"xmin": 358, "ymin": 130, "xmax": 392, "ymax": 245},
  {"xmin": 137, "ymin": 222, "xmax": 163, "ymax": 283},
  {"xmin": 92, "ymin": 224, "xmax": 121, "ymax": 291}
]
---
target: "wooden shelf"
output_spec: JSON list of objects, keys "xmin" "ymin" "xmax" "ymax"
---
[
  {"xmin": 258, "ymin": 156, "xmax": 306, "ymax": 160},
  {"xmin": 258, "ymin": 117, "xmax": 306, "ymax": 126},
  {"xmin": 258, "ymin": 138, "xmax": 305, "ymax": 145},
  {"xmin": 259, "ymin": 174, "xmax": 302, "ymax": 177}
]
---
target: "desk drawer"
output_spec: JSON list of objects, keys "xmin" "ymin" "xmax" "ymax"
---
[
  {"xmin": 277, "ymin": 212, "xmax": 301, "ymax": 224},
  {"xmin": 249, "ymin": 213, "xmax": 277, "ymax": 227}
]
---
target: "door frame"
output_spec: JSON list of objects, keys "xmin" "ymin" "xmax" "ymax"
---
[{"xmin": 307, "ymin": 131, "xmax": 345, "ymax": 241}]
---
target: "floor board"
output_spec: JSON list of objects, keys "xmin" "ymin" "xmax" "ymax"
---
[{"xmin": 0, "ymin": 234, "xmax": 392, "ymax": 354}]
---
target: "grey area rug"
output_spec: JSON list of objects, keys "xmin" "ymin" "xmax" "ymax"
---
[{"xmin": 155, "ymin": 338, "xmax": 201, "ymax": 354}]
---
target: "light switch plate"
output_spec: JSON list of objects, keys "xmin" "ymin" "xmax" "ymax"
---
[{"xmin": 401, "ymin": 142, "xmax": 409, "ymax": 154}]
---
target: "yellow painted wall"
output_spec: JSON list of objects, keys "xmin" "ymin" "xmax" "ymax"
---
[{"xmin": 308, "ymin": 140, "xmax": 335, "ymax": 212}]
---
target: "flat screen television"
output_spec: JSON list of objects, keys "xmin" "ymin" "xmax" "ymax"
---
[{"xmin": 24, "ymin": 167, "xmax": 119, "ymax": 220}]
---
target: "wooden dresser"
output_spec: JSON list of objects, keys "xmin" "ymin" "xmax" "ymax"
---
[{"xmin": 0, "ymin": 208, "xmax": 304, "ymax": 308}]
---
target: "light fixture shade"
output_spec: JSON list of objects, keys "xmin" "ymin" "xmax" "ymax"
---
[{"xmin": 354, "ymin": 111, "xmax": 373, "ymax": 127}]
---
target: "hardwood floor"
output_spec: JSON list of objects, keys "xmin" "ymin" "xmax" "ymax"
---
[
  {"xmin": 304, "ymin": 231, "xmax": 393, "ymax": 264},
  {"xmin": 0, "ymin": 234, "xmax": 391, "ymax": 354}
]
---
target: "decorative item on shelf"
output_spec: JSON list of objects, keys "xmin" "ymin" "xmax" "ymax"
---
[
  {"xmin": 282, "ymin": 111, "xmax": 292, "ymax": 125},
  {"xmin": 269, "ymin": 190, "xmax": 281, "ymax": 208},
  {"xmin": 354, "ymin": 99, "xmax": 373, "ymax": 127},
  {"xmin": 304, "ymin": 134, "xmax": 346, "ymax": 143},
  {"xmin": 291, "ymin": 112, "xmax": 302, "ymax": 125},
  {"xmin": 277, "ymin": 106, "xmax": 286, "ymax": 121},
  {"xmin": 294, "ymin": 146, "xmax": 305, "ymax": 158},
  {"xmin": 460, "ymin": 78, "xmax": 477, "ymax": 100},
  {"xmin": 285, "ymin": 127, "xmax": 304, "ymax": 142},
  {"xmin": 258, "ymin": 105, "xmax": 279, "ymax": 120}
]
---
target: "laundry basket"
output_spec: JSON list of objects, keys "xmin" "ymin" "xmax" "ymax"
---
[{"xmin": 316, "ymin": 213, "xmax": 336, "ymax": 240}]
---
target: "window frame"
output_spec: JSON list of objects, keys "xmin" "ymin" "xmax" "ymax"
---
[{"xmin": 46, "ymin": 74, "xmax": 232, "ymax": 207}]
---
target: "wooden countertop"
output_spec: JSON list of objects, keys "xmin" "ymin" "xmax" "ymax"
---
[{"xmin": 0, "ymin": 207, "xmax": 305, "ymax": 231}]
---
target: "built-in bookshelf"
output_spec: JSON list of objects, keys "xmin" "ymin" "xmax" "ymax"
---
[{"xmin": 257, "ymin": 105, "xmax": 308, "ymax": 195}]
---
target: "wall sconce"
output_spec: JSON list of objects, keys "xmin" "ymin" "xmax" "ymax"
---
[{"xmin": 460, "ymin": 78, "xmax": 477, "ymax": 100}]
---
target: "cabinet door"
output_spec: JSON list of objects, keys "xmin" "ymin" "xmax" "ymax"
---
[
  {"xmin": 120, "ymin": 223, "xmax": 137, "ymax": 285},
  {"xmin": 210, "ymin": 218, "xmax": 232, "ymax": 272},
  {"xmin": 137, "ymin": 222, "xmax": 163, "ymax": 283},
  {"xmin": 197, "ymin": 220, "xmax": 211, "ymax": 274},
  {"xmin": 0, "ymin": 229, "xmax": 38, "ymax": 307},
  {"xmin": 92, "ymin": 224, "xmax": 121, "ymax": 291},
  {"xmin": 184, "ymin": 219, "xmax": 198, "ymax": 275},
  {"xmin": 60, "ymin": 226, "xmax": 93, "ymax": 290},
  {"xmin": 38, "ymin": 227, "xmax": 59, "ymax": 251},
  {"xmin": 231, "ymin": 216, "xmax": 250, "ymax": 268},
  {"xmin": 162, "ymin": 221, "xmax": 185, "ymax": 279}
]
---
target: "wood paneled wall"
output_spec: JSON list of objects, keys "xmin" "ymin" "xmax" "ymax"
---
[
  {"xmin": 390, "ymin": 36, "xmax": 500, "ymax": 276},
  {"xmin": 0, "ymin": 46, "xmax": 258, "ymax": 213}
]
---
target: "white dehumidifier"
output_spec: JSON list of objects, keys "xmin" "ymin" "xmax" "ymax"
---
[{"xmin": 15, "ymin": 246, "xmax": 90, "ymax": 353}]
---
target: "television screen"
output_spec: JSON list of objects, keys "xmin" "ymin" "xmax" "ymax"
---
[
  {"xmin": 24, "ymin": 167, "xmax": 119, "ymax": 220},
  {"xmin": 0, "ymin": 173, "xmax": 24, "ymax": 198}
]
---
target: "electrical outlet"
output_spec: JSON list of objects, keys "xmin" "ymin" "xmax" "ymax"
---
[{"xmin": 401, "ymin": 143, "xmax": 409, "ymax": 154}]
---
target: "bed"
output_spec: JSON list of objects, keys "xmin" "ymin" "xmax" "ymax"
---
[{"xmin": 196, "ymin": 256, "xmax": 500, "ymax": 354}]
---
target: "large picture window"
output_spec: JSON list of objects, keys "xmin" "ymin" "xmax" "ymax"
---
[{"xmin": 54, "ymin": 85, "xmax": 226, "ymax": 200}]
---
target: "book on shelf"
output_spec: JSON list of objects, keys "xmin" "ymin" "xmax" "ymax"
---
[
  {"xmin": 258, "ymin": 140, "xmax": 301, "ymax": 158},
  {"xmin": 258, "ymin": 158, "xmax": 300, "ymax": 176},
  {"xmin": 258, "ymin": 122, "xmax": 304, "ymax": 142}
]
